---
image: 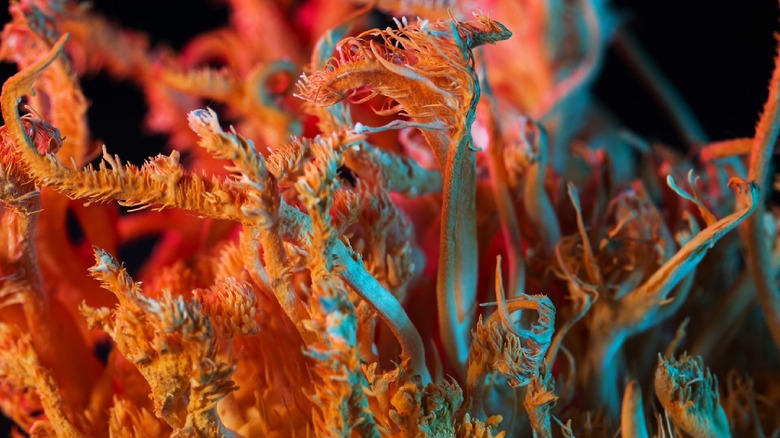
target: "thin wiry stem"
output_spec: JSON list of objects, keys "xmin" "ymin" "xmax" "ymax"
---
[
  {"xmin": 742, "ymin": 34, "xmax": 780, "ymax": 351},
  {"xmin": 698, "ymin": 138, "xmax": 755, "ymax": 162},
  {"xmin": 1, "ymin": 38, "xmax": 251, "ymax": 224}
]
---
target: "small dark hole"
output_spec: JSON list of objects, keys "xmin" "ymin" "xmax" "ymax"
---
[
  {"xmin": 65, "ymin": 207, "xmax": 86, "ymax": 245},
  {"xmin": 118, "ymin": 234, "xmax": 160, "ymax": 277},
  {"xmin": 93, "ymin": 338, "xmax": 113, "ymax": 365},
  {"xmin": 337, "ymin": 165, "xmax": 357, "ymax": 187}
]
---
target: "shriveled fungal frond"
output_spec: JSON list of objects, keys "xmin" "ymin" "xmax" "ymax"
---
[
  {"xmin": 624, "ymin": 178, "xmax": 758, "ymax": 329},
  {"xmin": 0, "ymin": 39, "xmax": 254, "ymax": 223},
  {"xmin": 187, "ymin": 107, "xmax": 313, "ymax": 341},
  {"xmin": 300, "ymin": 12, "xmax": 510, "ymax": 377},
  {"xmin": 467, "ymin": 260, "xmax": 555, "ymax": 426},
  {"xmin": 0, "ymin": 324, "xmax": 87, "ymax": 437},
  {"xmin": 517, "ymin": 117, "xmax": 560, "ymax": 253},
  {"xmin": 387, "ymin": 377, "xmax": 466, "ymax": 437},
  {"xmin": 481, "ymin": 83, "xmax": 525, "ymax": 297},
  {"xmin": 82, "ymin": 247, "xmax": 240, "ymax": 437},
  {"xmin": 524, "ymin": 366, "xmax": 557, "ymax": 438},
  {"xmin": 304, "ymin": 278, "xmax": 380, "ymax": 437},
  {"xmin": 457, "ymin": 413, "xmax": 506, "ymax": 438}
]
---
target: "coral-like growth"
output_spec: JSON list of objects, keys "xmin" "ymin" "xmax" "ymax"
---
[{"xmin": 0, "ymin": 0, "xmax": 778, "ymax": 436}]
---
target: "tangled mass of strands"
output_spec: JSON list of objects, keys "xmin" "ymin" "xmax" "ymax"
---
[{"xmin": 0, "ymin": 0, "xmax": 777, "ymax": 436}]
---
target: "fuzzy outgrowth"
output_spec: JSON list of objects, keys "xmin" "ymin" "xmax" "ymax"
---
[
  {"xmin": 304, "ymin": 278, "xmax": 379, "ymax": 437},
  {"xmin": 193, "ymin": 278, "xmax": 259, "ymax": 337},
  {"xmin": 299, "ymin": 12, "xmax": 511, "ymax": 377},
  {"xmin": 296, "ymin": 12, "xmax": 510, "ymax": 164},
  {"xmin": 655, "ymin": 354, "xmax": 730, "ymax": 438},
  {"xmin": 82, "ymin": 247, "xmax": 240, "ymax": 437},
  {"xmin": 388, "ymin": 378, "xmax": 465, "ymax": 437},
  {"xmin": 0, "ymin": 324, "xmax": 87, "ymax": 437}
]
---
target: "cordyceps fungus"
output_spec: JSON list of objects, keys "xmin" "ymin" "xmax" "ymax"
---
[
  {"xmin": 296, "ymin": 12, "xmax": 512, "ymax": 378},
  {"xmin": 2, "ymin": 0, "xmax": 780, "ymax": 436}
]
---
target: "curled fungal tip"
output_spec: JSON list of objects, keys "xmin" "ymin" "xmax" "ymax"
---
[{"xmin": 187, "ymin": 108, "xmax": 219, "ymax": 133}]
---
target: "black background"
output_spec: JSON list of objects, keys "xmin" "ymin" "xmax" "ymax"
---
[{"xmin": 1, "ymin": 0, "xmax": 777, "ymax": 157}]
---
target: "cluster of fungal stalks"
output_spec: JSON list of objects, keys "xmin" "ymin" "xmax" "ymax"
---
[{"xmin": 0, "ymin": 0, "xmax": 778, "ymax": 436}]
